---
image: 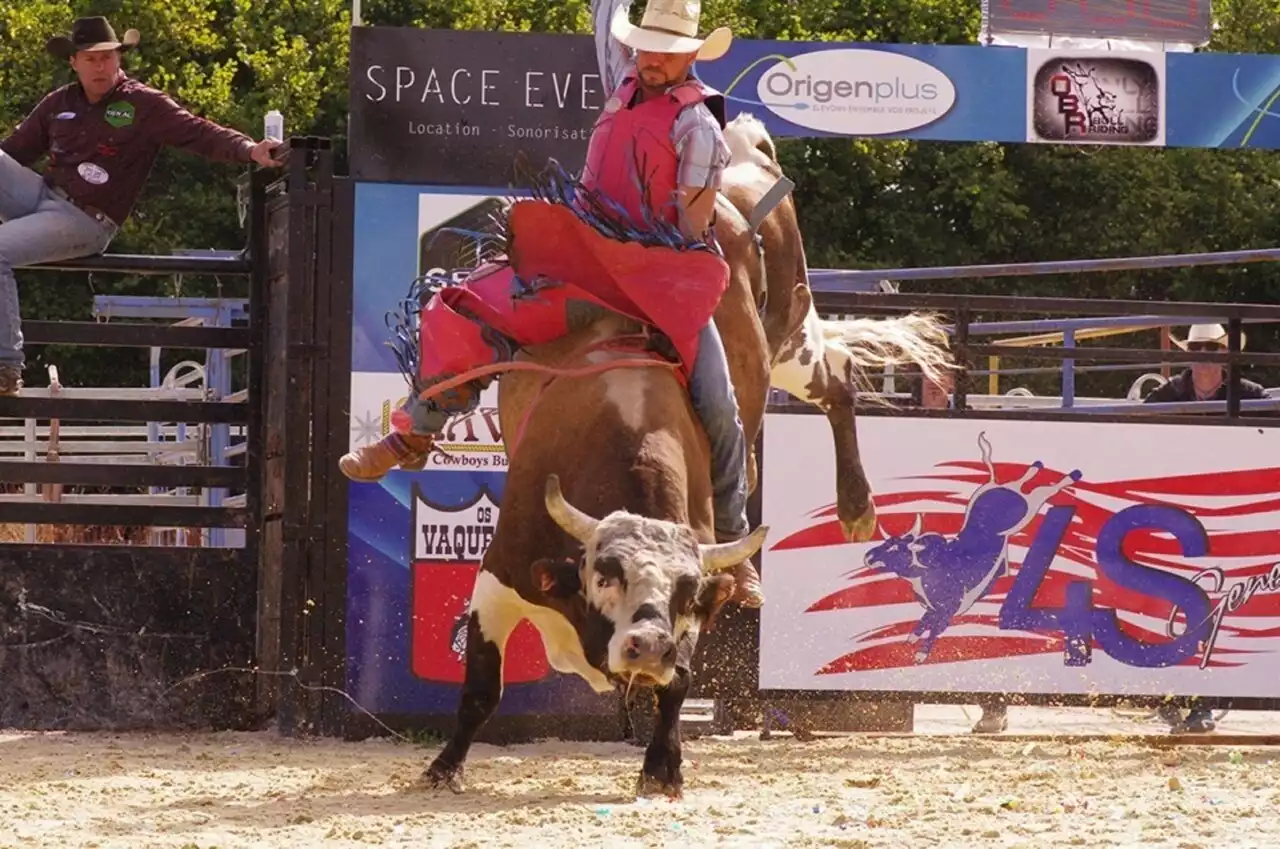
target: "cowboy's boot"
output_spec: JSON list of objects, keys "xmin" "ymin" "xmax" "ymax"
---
[
  {"xmin": 339, "ymin": 431, "xmax": 436, "ymax": 482},
  {"xmin": 731, "ymin": 558, "xmax": 765, "ymax": 608},
  {"xmin": 714, "ymin": 531, "xmax": 764, "ymax": 608}
]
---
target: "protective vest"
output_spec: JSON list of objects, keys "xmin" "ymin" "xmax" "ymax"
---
[{"xmin": 580, "ymin": 74, "xmax": 727, "ymax": 230}]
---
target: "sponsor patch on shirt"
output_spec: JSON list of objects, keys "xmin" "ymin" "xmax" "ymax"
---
[
  {"xmin": 77, "ymin": 162, "xmax": 110, "ymax": 185},
  {"xmin": 104, "ymin": 101, "xmax": 135, "ymax": 129},
  {"xmin": 55, "ymin": 111, "xmax": 77, "ymax": 120}
]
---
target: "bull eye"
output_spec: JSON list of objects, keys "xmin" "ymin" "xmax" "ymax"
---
[{"xmin": 595, "ymin": 574, "xmax": 615, "ymax": 592}]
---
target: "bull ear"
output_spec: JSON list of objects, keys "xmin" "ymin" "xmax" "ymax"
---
[
  {"xmin": 694, "ymin": 573, "xmax": 736, "ymax": 626},
  {"xmin": 545, "ymin": 474, "xmax": 600, "ymax": 543},
  {"xmin": 699, "ymin": 525, "xmax": 770, "ymax": 574},
  {"xmin": 532, "ymin": 556, "xmax": 583, "ymax": 599}
]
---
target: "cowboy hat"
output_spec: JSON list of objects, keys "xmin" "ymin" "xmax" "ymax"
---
[
  {"xmin": 1171, "ymin": 322, "xmax": 1247, "ymax": 352},
  {"xmin": 46, "ymin": 17, "xmax": 140, "ymax": 60},
  {"xmin": 610, "ymin": 0, "xmax": 732, "ymax": 62}
]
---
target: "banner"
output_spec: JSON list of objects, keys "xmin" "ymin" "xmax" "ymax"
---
[
  {"xmin": 346, "ymin": 181, "xmax": 616, "ymax": 717},
  {"xmin": 349, "ymin": 25, "xmax": 1280, "ymax": 185},
  {"xmin": 760, "ymin": 414, "xmax": 1280, "ymax": 699}
]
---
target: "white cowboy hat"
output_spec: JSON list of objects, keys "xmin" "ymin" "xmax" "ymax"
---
[
  {"xmin": 611, "ymin": 0, "xmax": 733, "ymax": 62},
  {"xmin": 1172, "ymin": 322, "xmax": 1247, "ymax": 351}
]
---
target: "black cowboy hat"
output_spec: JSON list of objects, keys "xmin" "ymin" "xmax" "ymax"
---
[{"xmin": 46, "ymin": 17, "xmax": 140, "ymax": 60}]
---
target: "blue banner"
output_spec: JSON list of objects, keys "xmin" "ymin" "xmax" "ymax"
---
[
  {"xmin": 346, "ymin": 182, "xmax": 615, "ymax": 718},
  {"xmin": 1167, "ymin": 52, "xmax": 1280, "ymax": 148},
  {"xmin": 694, "ymin": 42, "xmax": 1028, "ymax": 143}
]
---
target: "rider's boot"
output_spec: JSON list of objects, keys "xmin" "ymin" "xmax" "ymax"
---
[
  {"xmin": 688, "ymin": 321, "xmax": 763, "ymax": 608},
  {"xmin": 339, "ymin": 430, "xmax": 437, "ymax": 482}
]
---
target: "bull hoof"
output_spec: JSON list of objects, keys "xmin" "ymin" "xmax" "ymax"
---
[
  {"xmin": 841, "ymin": 503, "xmax": 877, "ymax": 543},
  {"xmin": 423, "ymin": 759, "xmax": 466, "ymax": 794},
  {"xmin": 636, "ymin": 771, "xmax": 683, "ymax": 800}
]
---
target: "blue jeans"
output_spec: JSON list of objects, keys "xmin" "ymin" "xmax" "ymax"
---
[
  {"xmin": 689, "ymin": 321, "xmax": 749, "ymax": 541},
  {"xmin": 0, "ymin": 151, "xmax": 118, "ymax": 368}
]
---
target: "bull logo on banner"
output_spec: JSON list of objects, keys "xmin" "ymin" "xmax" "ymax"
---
[{"xmin": 776, "ymin": 431, "xmax": 1280, "ymax": 677}]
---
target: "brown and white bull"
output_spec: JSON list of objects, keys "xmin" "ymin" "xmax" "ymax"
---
[{"xmin": 422, "ymin": 115, "xmax": 953, "ymax": 797}]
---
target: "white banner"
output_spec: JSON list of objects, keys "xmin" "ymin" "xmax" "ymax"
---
[{"xmin": 760, "ymin": 414, "xmax": 1280, "ymax": 698}]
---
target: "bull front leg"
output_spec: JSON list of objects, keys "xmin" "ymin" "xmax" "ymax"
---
[
  {"xmin": 636, "ymin": 665, "xmax": 692, "ymax": 799},
  {"xmin": 912, "ymin": 605, "xmax": 960, "ymax": 664},
  {"xmin": 423, "ymin": 571, "xmax": 520, "ymax": 793}
]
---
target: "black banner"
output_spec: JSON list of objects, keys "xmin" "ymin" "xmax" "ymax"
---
[
  {"xmin": 349, "ymin": 27, "xmax": 602, "ymax": 186},
  {"xmin": 983, "ymin": 0, "xmax": 1210, "ymax": 46}
]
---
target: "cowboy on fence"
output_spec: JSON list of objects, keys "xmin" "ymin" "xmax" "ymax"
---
[
  {"xmin": 340, "ymin": 0, "xmax": 764, "ymax": 605},
  {"xmin": 0, "ymin": 16, "xmax": 282, "ymax": 397}
]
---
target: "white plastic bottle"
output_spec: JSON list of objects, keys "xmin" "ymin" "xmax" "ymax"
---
[{"xmin": 264, "ymin": 109, "xmax": 285, "ymax": 142}]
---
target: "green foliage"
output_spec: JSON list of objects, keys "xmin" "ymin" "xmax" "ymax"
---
[{"xmin": 2, "ymin": 0, "xmax": 1279, "ymax": 396}]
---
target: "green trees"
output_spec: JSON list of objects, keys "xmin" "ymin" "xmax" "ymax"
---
[{"xmin": 3, "ymin": 0, "xmax": 1279, "ymax": 389}]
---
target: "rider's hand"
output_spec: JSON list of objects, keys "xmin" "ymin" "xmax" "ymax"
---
[{"xmin": 250, "ymin": 139, "xmax": 283, "ymax": 168}]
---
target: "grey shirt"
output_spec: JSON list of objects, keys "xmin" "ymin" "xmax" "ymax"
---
[{"xmin": 592, "ymin": 0, "xmax": 732, "ymax": 191}]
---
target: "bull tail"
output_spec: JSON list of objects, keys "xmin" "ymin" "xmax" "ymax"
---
[
  {"xmin": 819, "ymin": 312, "xmax": 957, "ymax": 399},
  {"xmin": 977, "ymin": 431, "xmax": 995, "ymax": 481}
]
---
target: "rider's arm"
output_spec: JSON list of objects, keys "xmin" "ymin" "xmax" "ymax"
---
[
  {"xmin": 673, "ymin": 104, "xmax": 732, "ymax": 241},
  {"xmin": 592, "ymin": 0, "xmax": 634, "ymax": 101},
  {"xmin": 0, "ymin": 93, "xmax": 56, "ymax": 167}
]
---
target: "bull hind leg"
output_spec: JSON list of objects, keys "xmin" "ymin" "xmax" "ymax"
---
[
  {"xmin": 423, "ymin": 571, "xmax": 522, "ymax": 793},
  {"xmin": 1008, "ymin": 468, "xmax": 1083, "ymax": 536},
  {"xmin": 770, "ymin": 290, "xmax": 875, "ymax": 541}
]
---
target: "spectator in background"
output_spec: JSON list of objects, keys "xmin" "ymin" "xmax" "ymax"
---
[
  {"xmin": 911, "ymin": 369, "xmax": 1009, "ymax": 734},
  {"xmin": 1140, "ymin": 321, "xmax": 1262, "ymax": 735},
  {"xmin": 1142, "ymin": 323, "xmax": 1266, "ymax": 406}
]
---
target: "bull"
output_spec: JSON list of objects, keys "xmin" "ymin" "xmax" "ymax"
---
[
  {"xmin": 422, "ymin": 116, "xmax": 955, "ymax": 797},
  {"xmin": 864, "ymin": 432, "xmax": 1082, "ymax": 662}
]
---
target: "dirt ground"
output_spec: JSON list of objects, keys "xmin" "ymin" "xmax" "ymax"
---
[{"xmin": 0, "ymin": 721, "xmax": 1276, "ymax": 849}]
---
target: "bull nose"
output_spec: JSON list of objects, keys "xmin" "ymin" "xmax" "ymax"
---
[{"xmin": 623, "ymin": 632, "xmax": 676, "ymax": 665}]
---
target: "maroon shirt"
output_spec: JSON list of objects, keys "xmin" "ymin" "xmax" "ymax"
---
[{"xmin": 0, "ymin": 75, "xmax": 256, "ymax": 226}]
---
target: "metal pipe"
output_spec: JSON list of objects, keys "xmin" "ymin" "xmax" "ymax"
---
[
  {"xmin": 808, "ymin": 245, "xmax": 1280, "ymax": 286},
  {"xmin": 1062, "ymin": 330, "xmax": 1076, "ymax": 408},
  {"xmin": 27, "ymin": 254, "xmax": 251, "ymax": 275}
]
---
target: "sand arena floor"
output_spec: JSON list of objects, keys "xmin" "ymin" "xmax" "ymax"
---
[{"xmin": 0, "ymin": 713, "xmax": 1277, "ymax": 849}]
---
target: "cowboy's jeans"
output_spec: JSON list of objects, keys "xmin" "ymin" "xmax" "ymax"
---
[
  {"xmin": 0, "ymin": 150, "xmax": 118, "ymax": 368},
  {"xmin": 688, "ymin": 320, "xmax": 750, "ymax": 541}
]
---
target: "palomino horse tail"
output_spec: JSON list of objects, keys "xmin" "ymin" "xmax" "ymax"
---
[{"xmin": 819, "ymin": 312, "xmax": 957, "ymax": 403}]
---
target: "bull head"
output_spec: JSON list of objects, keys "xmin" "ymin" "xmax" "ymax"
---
[{"xmin": 544, "ymin": 474, "xmax": 770, "ymax": 573}]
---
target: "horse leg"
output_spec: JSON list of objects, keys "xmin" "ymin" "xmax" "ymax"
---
[
  {"xmin": 423, "ymin": 570, "xmax": 522, "ymax": 793},
  {"xmin": 770, "ymin": 287, "xmax": 875, "ymax": 541}
]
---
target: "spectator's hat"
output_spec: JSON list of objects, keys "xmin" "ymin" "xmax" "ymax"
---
[
  {"xmin": 610, "ymin": 0, "xmax": 732, "ymax": 61},
  {"xmin": 1173, "ymin": 323, "xmax": 1247, "ymax": 351},
  {"xmin": 47, "ymin": 17, "xmax": 140, "ymax": 60}
]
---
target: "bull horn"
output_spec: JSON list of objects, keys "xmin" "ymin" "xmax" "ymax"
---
[
  {"xmin": 544, "ymin": 474, "xmax": 599, "ymax": 543},
  {"xmin": 907, "ymin": 513, "xmax": 923, "ymax": 538},
  {"xmin": 699, "ymin": 525, "xmax": 771, "ymax": 574}
]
